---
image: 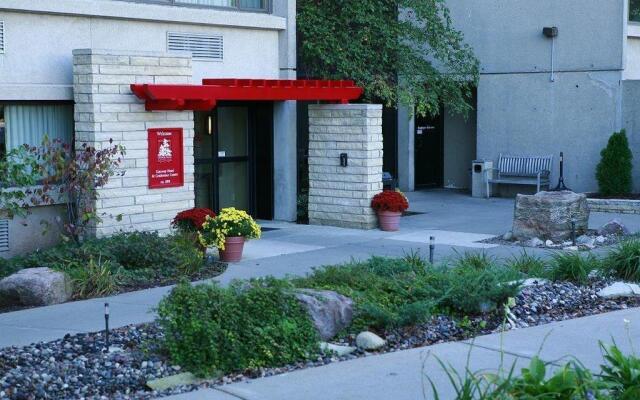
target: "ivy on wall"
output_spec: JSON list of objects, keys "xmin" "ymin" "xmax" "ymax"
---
[{"xmin": 297, "ymin": 0, "xmax": 479, "ymax": 117}]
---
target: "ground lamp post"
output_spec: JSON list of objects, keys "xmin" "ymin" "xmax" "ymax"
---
[
  {"xmin": 104, "ymin": 302, "xmax": 110, "ymax": 352},
  {"xmin": 429, "ymin": 236, "xmax": 435, "ymax": 264}
]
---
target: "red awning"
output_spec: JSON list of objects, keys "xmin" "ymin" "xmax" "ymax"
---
[{"xmin": 130, "ymin": 79, "xmax": 364, "ymax": 111}]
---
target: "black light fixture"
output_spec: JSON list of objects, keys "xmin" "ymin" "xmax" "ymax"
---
[
  {"xmin": 104, "ymin": 302, "xmax": 110, "ymax": 352},
  {"xmin": 543, "ymin": 26, "xmax": 558, "ymax": 38},
  {"xmin": 429, "ymin": 236, "xmax": 435, "ymax": 264},
  {"xmin": 340, "ymin": 153, "xmax": 348, "ymax": 167}
]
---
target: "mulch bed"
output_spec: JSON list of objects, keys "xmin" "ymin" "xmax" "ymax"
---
[{"xmin": 1, "ymin": 278, "xmax": 638, "ymax": 399}]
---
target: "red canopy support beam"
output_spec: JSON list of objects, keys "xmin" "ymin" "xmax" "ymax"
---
[{"xmin": 130, "ymin": 79, "xmax": 363, "ymax": 111}]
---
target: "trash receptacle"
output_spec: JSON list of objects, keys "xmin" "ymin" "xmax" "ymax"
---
[{"xmin": 471, "ymin": 160, "xmax": 493, "ymax": 198}]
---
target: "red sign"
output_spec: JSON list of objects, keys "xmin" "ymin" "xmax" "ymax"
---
[{"xmin": 148, "ymin": 128, "xmax": 184, "ymax": 189}]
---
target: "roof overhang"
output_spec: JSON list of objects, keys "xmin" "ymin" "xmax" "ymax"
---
[{"xmin": 130, "ymin": 79, "xmax": 364, "ymax": 111}]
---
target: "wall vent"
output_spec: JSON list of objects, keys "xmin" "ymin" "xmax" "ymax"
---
[
  {"xmin": 167, "ymin": 32, "xmax": 223, "ymax": 61},
  {"xmin": 0, "ymin": 21, "xmax": 5, "ymax": 54},
  {"xmin": 0, "ymin": 219, "xmax": 8, "ymax": 252}
]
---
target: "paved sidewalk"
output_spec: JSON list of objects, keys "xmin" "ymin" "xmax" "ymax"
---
[
  {"xmin": 2, "ymin": 190, "xmax": 640, "ymax": 348},
  {"xmin": 166, "ymin": 308, "xmax": 640, "ymax": 400}
]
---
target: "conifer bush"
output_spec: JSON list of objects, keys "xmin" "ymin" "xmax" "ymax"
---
[{"xmin": 596, "ymin": 129, "xmax": 633, "ymax": 196}]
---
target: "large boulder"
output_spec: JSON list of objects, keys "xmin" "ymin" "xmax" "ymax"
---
[
  {"xmin": 0, "ymin": 267, "xmax": 72, "ymax": 306},
  {"xmin": 512, "ymin": 191, "xmax": 589, "ymax": 241},
  {"xmin": 294, "ymin": 289, "xmax": 353, "ymax": 341}
]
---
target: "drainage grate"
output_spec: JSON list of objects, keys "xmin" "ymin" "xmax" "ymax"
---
[
  {"xmin": 260, "ymin": 227, "xmax": 281, "ymax": 232},
  {"xmin": 0, "ymin": 219, "xmax": 8, "ymax": 252},
  {"xmin": 403, "ymin": 211, "xmax": 426, "ymax": 217},
  {"xmin": 167, "ymin": 31, "xmax": 223, "ymax": 61}
]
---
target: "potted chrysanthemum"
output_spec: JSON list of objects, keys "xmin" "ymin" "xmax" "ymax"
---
[
  {"xmin": 371, "ymin": 190, "xmax": 409, "ymax": 231},
  {"xmin": 171, "ymin": 207, "xmax": 217, "ymax": 253},
  {"xmin": 198, "ymin": 207, "xmax": 261, "ymax": 262}
]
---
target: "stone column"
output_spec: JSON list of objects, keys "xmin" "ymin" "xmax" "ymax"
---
[
  {"xmin": 73, "ymin": 49, "xmax": 195, "ymax": 237},
  {"xmin": 308, "ymin": 104, "xmax": 383, "ymax": 229}
]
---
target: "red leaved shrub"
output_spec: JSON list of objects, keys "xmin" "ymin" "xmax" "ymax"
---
[{"xmin": 370, "ymin": 191, "xmax": 409, "ymax": 213}]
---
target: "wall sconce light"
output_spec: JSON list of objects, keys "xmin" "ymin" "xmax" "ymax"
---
[
  {"xmin": 340, "ymin": 153, "xmax": 348, "ymax": 167},
  {"xmin": 207, "ymin": 115, "xmax": 213, "ymax": 135},
  {"xmin": 542, "ymin": 26, "xmax": 559, "ymax": 82}
]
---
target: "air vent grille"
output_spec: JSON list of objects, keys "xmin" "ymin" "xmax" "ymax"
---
[
  {"xmin": 167, "ymin": 32, "xmax": 223, "ymax": 61},
  {"xmin": 0, "ymin": 21, "xmax": 5, "ymax": 54},
  {"xmin": 0, "ymin": 219, "xmax": 8, "ymax": 252}
]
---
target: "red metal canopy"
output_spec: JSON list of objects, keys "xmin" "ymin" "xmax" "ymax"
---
[{"xmin": 130, "ymin": 79, "xmax": 364, "ymax": 111}]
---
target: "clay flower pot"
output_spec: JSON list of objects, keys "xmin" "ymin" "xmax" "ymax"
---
[
  {"xmin": 218, "ymin": 236, "xmax": 245, "ymax": 262},
  {"xmin": 377, "ymin": 210, "xmax": 402, "ymax": 231}
]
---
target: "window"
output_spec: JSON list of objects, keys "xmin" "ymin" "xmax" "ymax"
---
[
  {"xmin": 0, "ymin": 103, "xmax": 74, "ymax": 159},
  {"xmin": 631, "ymin": 0, "xmax": 640, "ymax": 22},
  {"xmin": 118, "ymin": 0, "xmax": 269, "ymax": 12}
]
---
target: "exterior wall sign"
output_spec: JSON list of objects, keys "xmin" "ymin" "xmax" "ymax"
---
[{"xmin": 148, "ymin": 128, "xmax": 184, "ymax": 189}]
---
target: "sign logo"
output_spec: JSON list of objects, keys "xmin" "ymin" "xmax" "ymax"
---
[{"xmin": 148, "ymin": 128, "xmax": 184, "ymax": 189}]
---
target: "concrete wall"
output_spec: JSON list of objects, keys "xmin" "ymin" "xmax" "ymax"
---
[
  {"xmin": 444, "ymin": 0, "xmax": 627, "ymax": 194},
  {"xmin": 1, "ymin": 206, "xmax": 66, "ymax": 258},
  {"xmin": 73, "ymin": 49, "xmax": 195, "ymax": 237},
  {"xmin": 0, "ymin": 0, "xmax": 286, "ymax": 101},
  {"xmin": 308, "ymin": 104, "xmax": 383, "ymax": 230},
  {"xmin": 623, "ymin": 80, "xmax": 640, "ymax": 192},
  {"xmin": 443, "ymin": 108, "xmax": 476, "ymax": 189}
]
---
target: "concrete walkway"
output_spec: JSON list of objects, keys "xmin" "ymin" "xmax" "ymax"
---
[
  {"xmin": 2, "ymin": 190, "xmax": 640, "ymax": 348},
  {"xmin": 166, "ymin": 308, "xmax": 640, "ymax": 400}
]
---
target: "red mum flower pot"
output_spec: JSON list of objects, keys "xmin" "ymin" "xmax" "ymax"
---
[
  {"xmin": 377, "ymin": 210, "xmax": 402, "ymax": 231},
  {"xmin": 218, "ymin": 236, "xmax": 245, "ymax": 262}
]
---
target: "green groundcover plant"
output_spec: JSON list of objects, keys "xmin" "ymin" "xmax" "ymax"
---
[
  {"xmin": 0, "ymin": 231, "xmax": 206, "ymax": 299},
  {"xmin": 292, "ymin": 253, "xmax": 521, "ymax": 331},
  {"xmin": 603, "ymin": 239, "xmax": 640, "ymax": 283},
  {"xmin": 157, "ymin": 278, "xmax": 320, "ymax": 377}
]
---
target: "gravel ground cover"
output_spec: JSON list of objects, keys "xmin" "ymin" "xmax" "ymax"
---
[{"xmin": 2, "ymin": 278, "xmax": 639, "ymax": 400}]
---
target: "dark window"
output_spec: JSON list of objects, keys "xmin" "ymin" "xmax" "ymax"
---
[
  {"xmin": 119, "ymin": 0, "xmax": 269, "ymax": 12},
  {"xmin": 0, "ymin": 105, "xmax": 5, "ymax": 159},
  {"xmin": 631, "ymin": 0, "xmax": 640, "ymax": 22}
]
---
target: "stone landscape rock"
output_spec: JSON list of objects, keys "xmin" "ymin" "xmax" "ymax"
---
[
  {"xmin": 320, "ymin": 342, "xmax": 357, "ymax": 357},
  {"xmin": 0, "ymin": 267, "xmax": 72, "ymax": 306},
  {"xmin": 355, "ymin": 331, "xmax": 386, "ymax": 350},
  {"xmin": 294, "ymin": 289, "xmax": 354, "ymax": 341},
  {"xmin": 146, "ymin": 373, "xmax": 201, "ymax": 392},
  {"xmin": 545, "ymin": 240, "xmax": 555, "ymax": 247},
  {"xmin": 512, "ymin": 191, "xmax": 589, "ymax": 241},
  {"xmin": 598, "ymin": 219, "xmax": 630, "ymax": 236},
  {"xmin": 526, "ymin": 237, "xmax": 544, "ymax": 247},
  {"xmin": 597, "ymin": 282, "xmax": 640, "ymax": 299},
  {"xmin": 503, "ymin": 231, "xmax": 513, "ymax": 241},
  {"xmin": 576, "ymin": 235, "xmax": 595, "ymax": 247}
]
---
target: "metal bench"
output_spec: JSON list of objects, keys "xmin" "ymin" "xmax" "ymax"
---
[{"xmin": 485, "ymin": 154, "xmax": 553, "ymax": 198}]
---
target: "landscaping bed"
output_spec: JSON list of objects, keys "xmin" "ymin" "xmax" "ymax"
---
[
  {"xmin": 1, "ymin": 276, "xmax": 638, "ymax": 399},
  {"xmin": 5, "ymin": 239, "xmax": 640, "ymax": 399},
  {"xmin": 0, "ymin": 231, "xmax": 228, "ymax": 314}
]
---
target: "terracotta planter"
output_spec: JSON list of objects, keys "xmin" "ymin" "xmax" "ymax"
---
[
  {"xmin": 377, "ymin": 210, "xmax": 402, "ymax": 231},
  {"xmin": 218, "ymin": 236, "xmax": 245, "ymax": 262}
]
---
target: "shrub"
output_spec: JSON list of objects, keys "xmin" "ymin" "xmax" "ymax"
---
[
  {"xmin": 506, "ymin": 251, "xmax": 548, "ymax": 278},
  {"xmin": 157, "ymin": 279, "xmax": 319, "ymax": 377},
  {"xmin": 171, "ymin": 208, "xmax": 216, "ymax": 233},
  {"xmin": 199, "ymin": 208, "xmax": 261, "ymax": 250},
  {"xmin": 548, "ymin": 251, "xmax": 599, "ymax": 284},
  {"xmin": 603, "ymin": 239, "xmax": 640, "ymax": 282},
  {"xmin": 370, "ymin": 190, "xmax": 409, "ymax": 213},
  {"xmin": 440, "ymin": 255, "xmax": 521, "ymax": 315},
  {"xmin": 596, "ymin": 129, "xmax": 633, "ymax": 196},
  {"xmin": 294, "ymin": 256, "xmax": 520, "ymax": 330}
]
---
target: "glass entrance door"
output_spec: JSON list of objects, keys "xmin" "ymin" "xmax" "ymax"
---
[
  {"xmin": 216, "ymin": 106, "xmax": 249, "ymax": 211},
  {"xmin": 194, "ymin": 103, "xmax": 273, "ymax": 218}
]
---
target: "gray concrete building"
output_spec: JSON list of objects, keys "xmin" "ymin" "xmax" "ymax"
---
[{"xmin": 397, "ymin": 0, "xmax": 640, "ymax": 195}]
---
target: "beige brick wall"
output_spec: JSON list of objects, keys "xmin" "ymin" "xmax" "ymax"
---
[
  {"xmin": 307, "ymin": 104, "xmax": 383, "ymax": 229},
  {"xmin": 73, "ymin": 49, "xmax": 195, "ymax": 237}
]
